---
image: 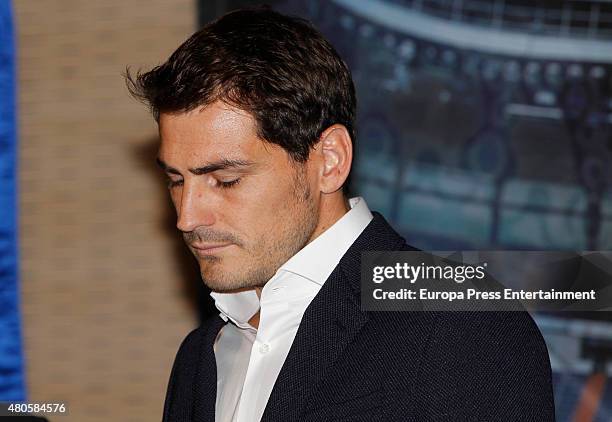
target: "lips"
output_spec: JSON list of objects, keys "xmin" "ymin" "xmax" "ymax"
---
[{"xmin": 190, "ymin": 243, "xmax": 232, "ymax": 255}]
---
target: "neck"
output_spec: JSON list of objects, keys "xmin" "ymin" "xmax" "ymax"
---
[{"xmin": 306, "ymin": 192, "xmax": 350, "ymax": 245}]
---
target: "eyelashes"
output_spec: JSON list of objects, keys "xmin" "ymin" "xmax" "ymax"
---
[
  {"xmin": 167, "ymin": 179, "xmax": 183, "ymax": 189},
  {"xmin": 166, "ymin": 178, "xmax": 242, "ymax": 190},
  {"xmin": 218, "ymin": 178, "xmax": 241, "ymax": 189}
]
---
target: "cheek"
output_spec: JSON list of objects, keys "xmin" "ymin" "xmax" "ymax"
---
[{"xmin": 229, "ymin": 174, "xmax": 295, "ymax": 233}]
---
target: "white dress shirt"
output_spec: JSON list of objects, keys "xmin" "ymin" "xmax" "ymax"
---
[{"xmin": 210, "ymin": 197, "xmax": 373, "ymax": 422}]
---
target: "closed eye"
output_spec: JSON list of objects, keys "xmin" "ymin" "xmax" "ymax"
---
[
  {"xmin": 167, "ymin": 179, "xmax": 183, "ymax": 189},
  {"xmin": 165, "ymin": 177, "xmax": 241, "ymax": 189},
  {"xmin": 218, "ymin": 178, "xmax": 241, "ymax": 189}
]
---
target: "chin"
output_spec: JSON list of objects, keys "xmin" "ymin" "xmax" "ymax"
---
[
  {"xmin": 200, "ymin": 268, "xmax": 246, "ymax": 292},
  {"xmin": 201, "ymin": 266, "xmax": 270, "ymax": 293},
  {"xmin": 203, "ymin": 279, "xmax": 254, "ymax": 293}
]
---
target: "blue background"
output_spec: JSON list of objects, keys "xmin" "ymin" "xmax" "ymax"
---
[{"xmin": 0, "ymin": 0, "xmax": 25, "ymax": 402}]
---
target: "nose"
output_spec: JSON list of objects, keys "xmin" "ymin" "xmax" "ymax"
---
[{"xmin": 176, "ymin": 182, "xmax": 216, "ymax": 232}]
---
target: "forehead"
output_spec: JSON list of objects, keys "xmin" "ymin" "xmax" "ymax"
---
[{"xmin": 158, "ymin": 102, "xmax": 268, "ymax": 165}]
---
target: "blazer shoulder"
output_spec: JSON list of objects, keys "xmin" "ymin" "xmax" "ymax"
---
[
  {"xmin": 412, "ymin": 310, "xmax": 554, "ymax": 420},
  {"xmin": 380, "ymin": 308, "xmax": 549, "ymax": 358}
]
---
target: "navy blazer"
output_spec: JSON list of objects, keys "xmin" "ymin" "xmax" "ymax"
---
[{"xmin": 162, "ymin": 212, "xmax": 555, "ymax": 421}]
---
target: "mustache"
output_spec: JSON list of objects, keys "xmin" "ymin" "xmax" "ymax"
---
[{"xmin": 183, "ymin": 228, "xmax": 243, "ymax": 247}]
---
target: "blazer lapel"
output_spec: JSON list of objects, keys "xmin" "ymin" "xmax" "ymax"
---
[
  {"xmin": 260, "ymin": 212, "xmax": 408, "ymax": 421},
  {"xmin": 260, "ymin": 265, "xmax": 367, "ymax": 421},
  {"xmin": 193, "ymin": 315, "xmax": 226, "ymax": 422}
]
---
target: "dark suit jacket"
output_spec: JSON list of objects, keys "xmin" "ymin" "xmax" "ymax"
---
[{"xmin": 162, "ymin": 213, "xmax": 555, "ymax": 421}]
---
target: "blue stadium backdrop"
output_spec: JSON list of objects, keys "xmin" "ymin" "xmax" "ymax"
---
[{"xmin": 0, "ymin": 0, "xmax": 25, "ymax": 402}]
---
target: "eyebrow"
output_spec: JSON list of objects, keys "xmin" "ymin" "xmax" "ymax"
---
[{"xmin": 156, "ymin": 157, "xmax": 255, "ymax": 175}]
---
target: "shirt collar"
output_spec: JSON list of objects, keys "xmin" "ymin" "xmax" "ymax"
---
[
  {"xmin": 277, "ymin": 196, "xmax": 373, "ymax": 285},
  {"xmin": 210, "ymin": 196, "xmax": 373, "ymax": 326},
  {"xmin": 211, "ymin": 288, "xmax": 259, "ymax": 330}
]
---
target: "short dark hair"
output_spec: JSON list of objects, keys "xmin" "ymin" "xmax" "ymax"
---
[{"xmin": 126, "ymin": 7, "xmax": 356, "ymax": 163}]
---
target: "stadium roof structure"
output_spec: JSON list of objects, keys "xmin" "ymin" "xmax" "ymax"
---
[{"xmin": 335, "ymin": 0, "xmax": 612, "ymax": 62}]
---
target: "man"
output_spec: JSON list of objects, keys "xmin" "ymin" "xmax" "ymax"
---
[{"xmin": 126, "ymin": 7, "xmax": 555, "ymax": 422}]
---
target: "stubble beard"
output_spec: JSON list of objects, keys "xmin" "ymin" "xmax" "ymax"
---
[{"xmin": 199, "ymin": 166, "xmax": 319, "ymax": 293}]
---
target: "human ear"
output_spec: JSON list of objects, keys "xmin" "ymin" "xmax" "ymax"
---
[{"xmin": 315, "ymin": 124, "xmax": 353, "ymax": 194}]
